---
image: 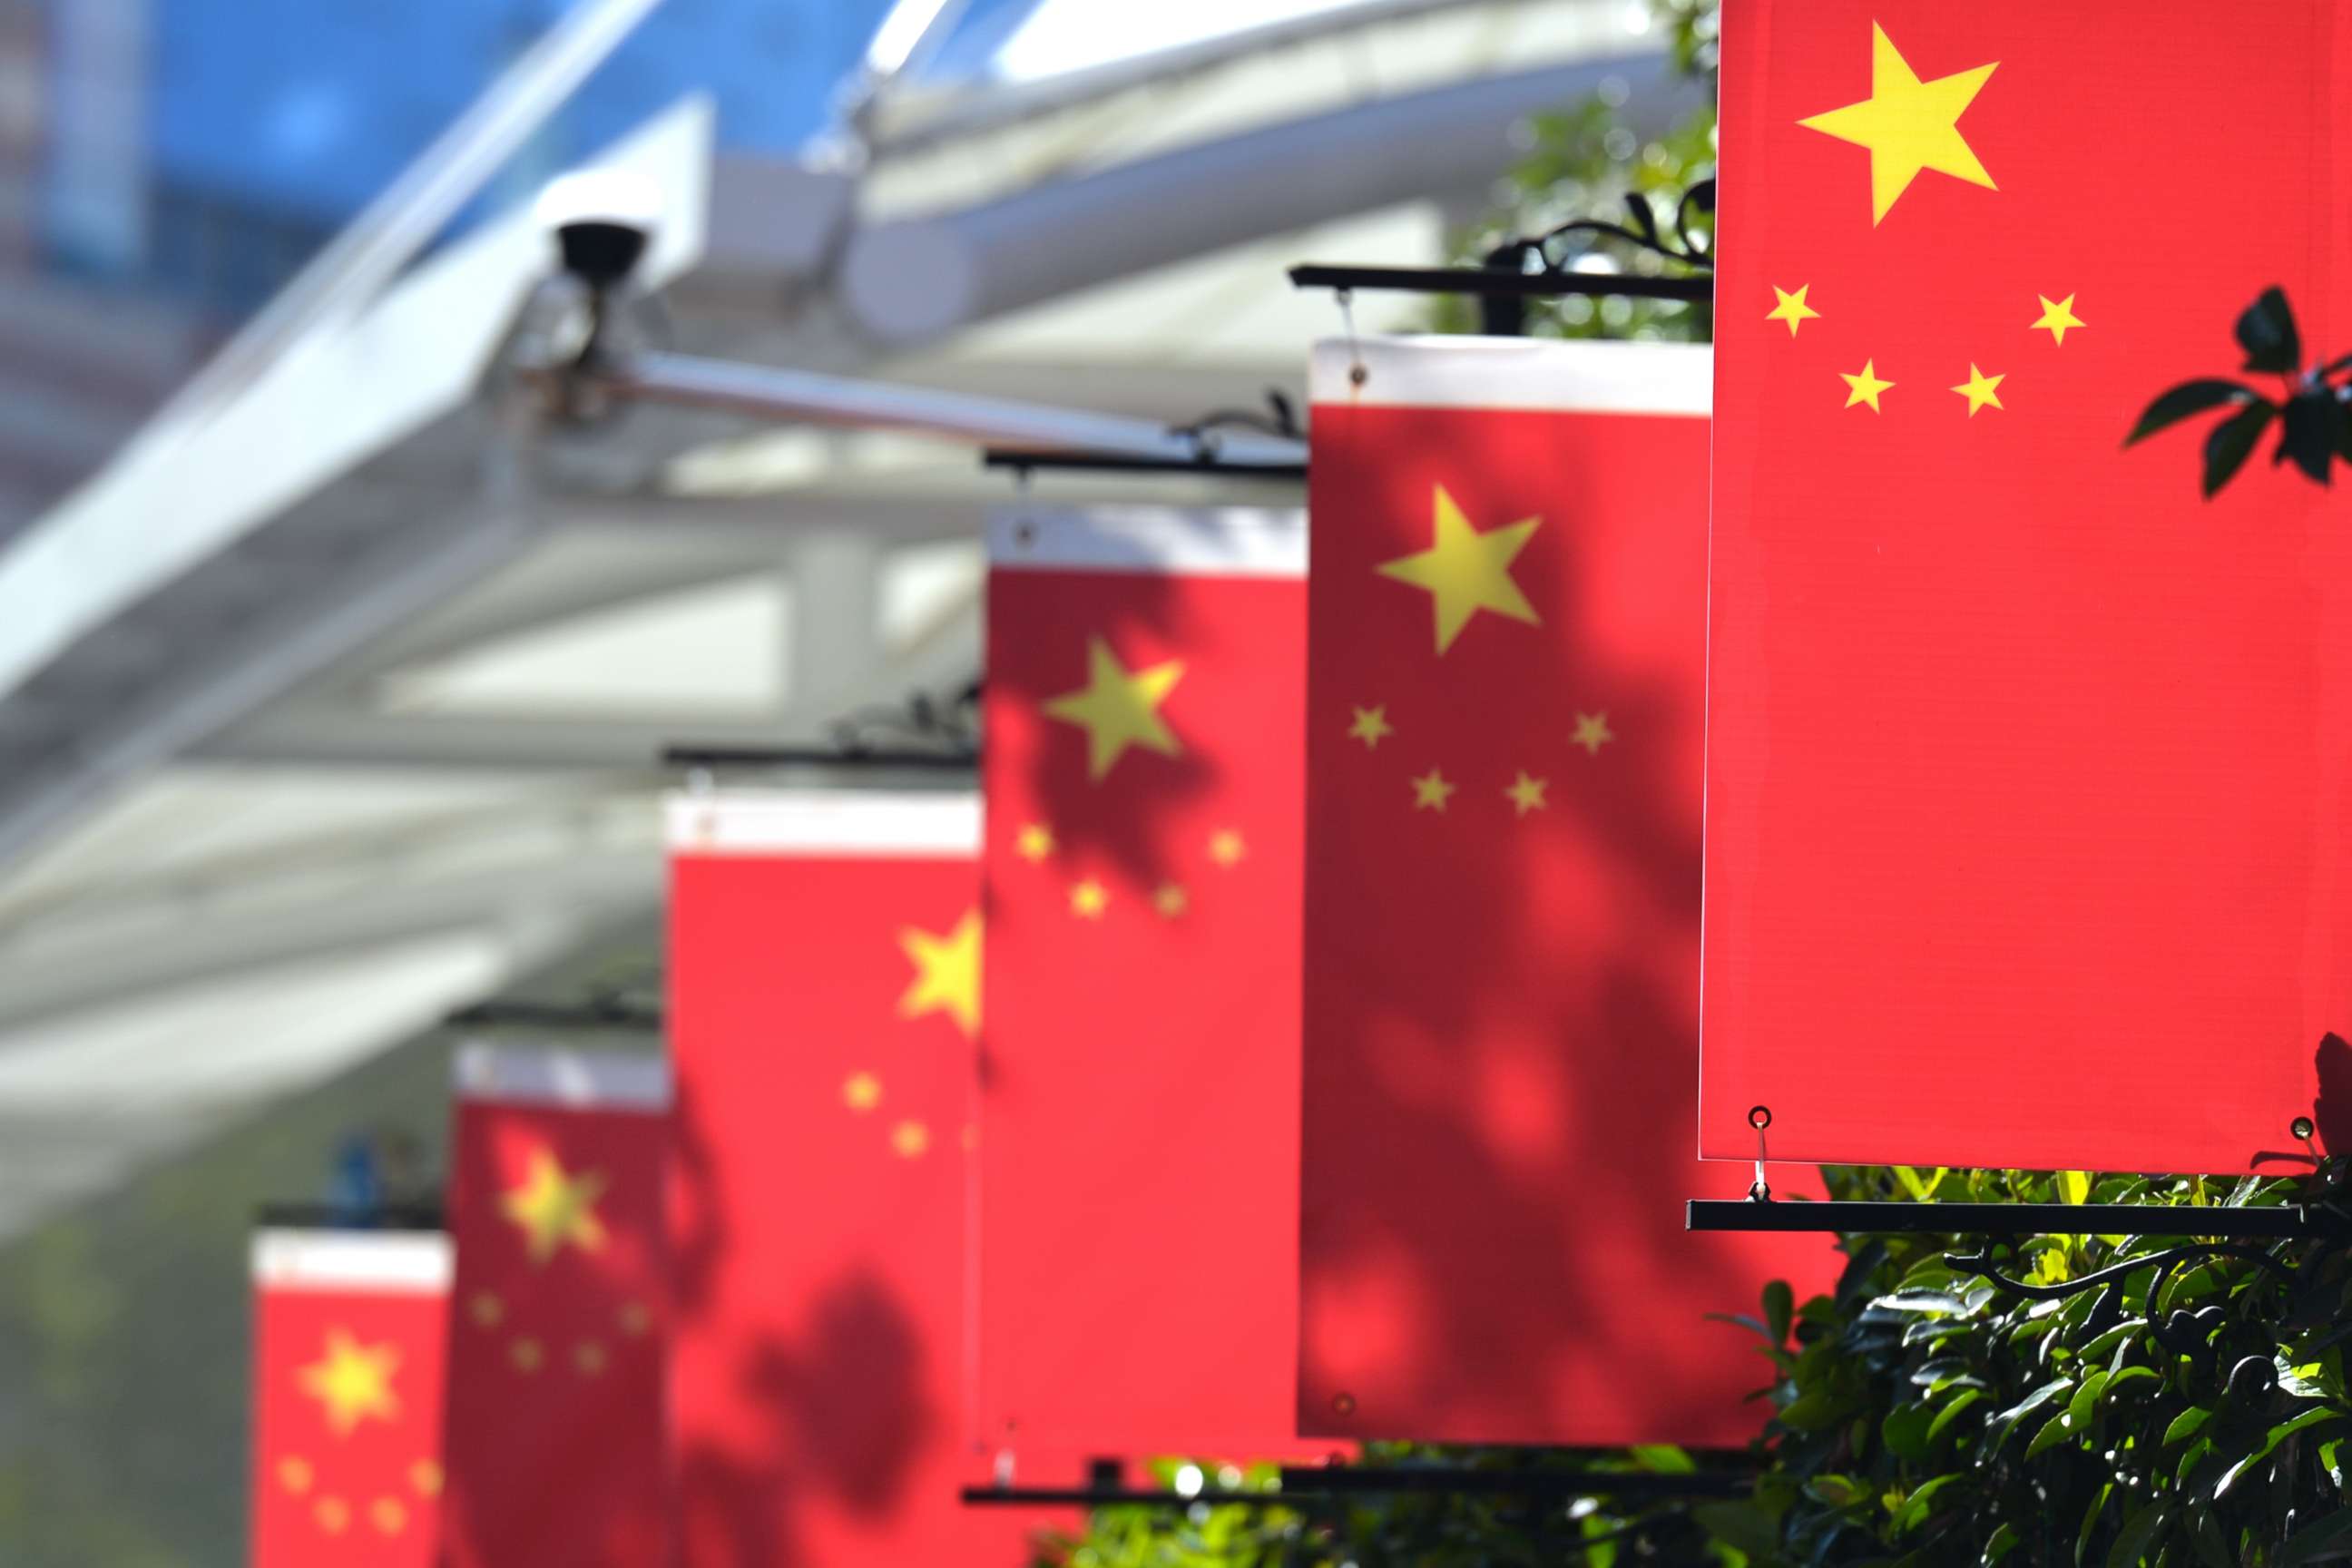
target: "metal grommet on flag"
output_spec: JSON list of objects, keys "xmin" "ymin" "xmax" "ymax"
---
[
  {"xmin": 1748, "ymin": 1106, "xmax": 1773, "ymax": 1201},
  {"xmin": 1335, "ymin": 288, "xmax": 1367, "ymax": 388},
  {"xmin": 2292, "ymin": 1115, "xmax": 2318, "ymax": 1160}
]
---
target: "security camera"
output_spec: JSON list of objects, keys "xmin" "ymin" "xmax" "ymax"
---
[{"xmin": 535, "ymin": 169, "xmax": 661, "ymax": 290}]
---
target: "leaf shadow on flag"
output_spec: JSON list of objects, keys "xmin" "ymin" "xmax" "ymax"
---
[
  {"xmin": 1301, "ymin": 406, "xmax": 1835, "ymax": 1446},
  {"xmin": 671, "ymin": 1081, "xmax": 937, "ymax": 1568}
]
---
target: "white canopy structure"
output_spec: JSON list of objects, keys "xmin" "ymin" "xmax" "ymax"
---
[{"xmin": 0, "ymin": 0, "xmax": 1699, "ymax": 1235}]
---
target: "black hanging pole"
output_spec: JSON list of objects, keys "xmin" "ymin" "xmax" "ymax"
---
[
  {"xmin": 1288, "ymin": 264, "xmax": 1710, "ymax": 303},
  {"xmin": 1275, "ymin": 1465, "xmax": 1751, "ymax": 1500},
  {"xmin": 980, "ymin": 447, "xmax": 1306, "ymax": 481},
  {"xmin": 661, "ymin": 744, "xmax": 976, "ymax": 772},
  {"xmin": 444, "ymin": 998, "xmax": 663, "ymax": 1032},
  {"xmin": 1687, "ymin": 1199, "xmax": 2333, "ymax": 1240},
  {"xmin": 255, "ymin": 1201, "xmax": 446, "ymax": 1230}
]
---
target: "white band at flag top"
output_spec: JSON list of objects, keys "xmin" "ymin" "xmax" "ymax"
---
[
  {"xmin": 251, "ymin": 1229, "xmax": 454, "ymax": 1292},
  {"xmin": 662, "ymin": 790, "xmax": 982, "ymax": 855},
  {"xmin": 988, "ymin": 505, "xmax": 1307, "ymax": 578},
  {"xmin": 1311, "ymin": 337, "xmax": 1712, "ymax": 416},
  {"xmin": 453, "ymin": 1044, "xmax": 671, "ymax": 1111}
]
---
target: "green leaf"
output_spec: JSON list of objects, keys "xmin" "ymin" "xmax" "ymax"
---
[
  {"xmin": 1884, "ymin": 1401, "xmax": 1936, "ymax": 1461},
  {"xmin": 2162, "ymin": 1406, "xmax": 2215, "ymax": 1446},
  {"xmin": 2124, "ymin": 378, "xmax": 2258, "ymax": 445},
  {"xmin": 1628, "ymin": 1444, "xmax": 1695, "ymax": 1474},
  {"xmin": 1871, "ymin": 1289, "xmax": 1976, "ymax": 1316},
  {"xmin": 2276, "ymin": 1507, "xmax": 2352, "ymax": 1566},
  {"xmin": 1984, "ymin": 1523, "xmax": 2022, "ymax": 1565},
  {"xmin": 2107, "ymin": 1501, "xmax": 2172, "ymax": 1568},
  {"xmin": 1993, "ymin": 1377, "xmax": 2073, "ymax": 1447},
  {"xmin": 2278, "ymin": 389, "xmax": 2337, "ymax": 483},
  {"xmin": 1763, "ymin": 1279, "xmax": 1793, "ymax": 1346},
  {"xmin": 2058, "ymin": 1171, "xmax": 2092, "ymax": 1205},
  {"xmin": 1693, "ymin": 1501, "xmax": 1780, "ymax": 1558},
  {"xmin": 2204, "ymin": 401, "xmax": 2278, "ymax": 496},
  {"xmin": 2069, "ymin": 1368, "xmax": 2112, "ymax": 1427},
  {"xmin": 2028, "ymin": 1407, "xmax": 2076, "ymax": 1459},
  {"xmin": 2236, "ymin": 285, "xmax": 2302, "ymax": 374},
  {"xmin": 1805, "ymin": 1474, "xmax": 1868, "ymax": 1509},
  {"xmin": 2077, "ymin": 1480, "xmax": 2113, "ymax": 1567},
  {"xmin": 2215, "ymin": 1408, "xmax": 2345, "ymax": 1499},
  {"xmin": 1927, "ymin": 1387, "xmax": 1984, "ymax": 1445},
  {"xmin": 1890, "ymin": 1472, "xmax": 1963, "ymax": 1535}
]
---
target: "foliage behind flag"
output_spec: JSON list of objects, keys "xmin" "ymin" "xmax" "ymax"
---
[
  {"xmin": 440, "ymin": 1046, "xmax": 669, "ymax": 1568},
  {"xmin": 1702, "ymin": 0, "xmax": 2352, "ymax": 1172},
  {"xmin": 975, "ymin": 505, "xmax": 1313, "ymax": 1458},
  {"xmin": 666, "ymin": 790, "xmax": 1055, "ymax": 1565},
  {"xmin": 1299, "ymin": 335, "xmax": 1830, "ymax": 1445},
  {"xmin": 249, "ymin": 1228, "xmax": 449, "ymax": 1568}
]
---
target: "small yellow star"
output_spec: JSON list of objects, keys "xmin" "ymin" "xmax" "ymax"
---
[
  {"xmin": 1044, "ymin": 637, "xmax": 1184, "ymax": 780},
  {"xmin": 510, "ymin": 1337, "xmax": 544, "ymax": 1374},
  {"xmin": 1505, "ymin": 771, "xmax": 1549, "ymax": 816},
  {"xmin": 1572, "ymin": 712, "xmax": 1615, "ymax": 756},
  {"xmin": 315, "ymin": 1497, "xmax": 350, "ymax": 1535},
  {"xmin": 573, "ymin": 1340, "xmax": 607, "ymax": 1377},
  {"xmin": 1840, "ymin": 359, "xmax": 1894, "ymax": 412},
  {"xmin": 891, "ymin": 1120, "xmax": 930, "ymax": 1158},
  {"xmin": 1951, "ymin": 363, "xmax": 2005, "ymax": 416},
  {"xmin": 371, "ymin": 1498, "xmax": 408, "ymax": 1536},
  {"xmin": 468, "ymin": 1291, "xmax": 503, "ymax": 1328},
  {"xmin": 409, "ymin": 1460, "xmax": 444, "ymax": 1498},
  {"xmin": 499, "ymin": 1148, "xmax": 607, "ymax": 1265},
  {"xmin": 299, "ymin": 1329, "xmax": 400, "ymax": 1436},
  {"xmin": 278, "ymin": 1456, "xmax": 314, "ymax": 1494},
  {"xmin": 1410, "ymin": 769, "xmax": 1455, "ymax": 812},
  {"xmin": 1765, "ymin": 285, "xmax": 1820, "ymax": 337},
  {"xmin": 1153, "ymin": 883, "xmax": 1189, "ymax": 918},
  {"xmin": 1070, "ymin": 879, "xmax": 1108, "ymax": 919},
  {"xmin": 1348, "ymin": 705, "xmax": 1394, "ymax": 748},
  {"xmin": 1798, "ymin": 23, "xmax": 1998, "ymax": 224},
  {"xmin": 1015, "ymin": 822, "xmax": 1054, "ymax": 861},
  {"xmin": 1377, "ymin": 485, "xmax": 1543, "ymax": 655},
  {"xmin": 2030, "ymin": 293, "xmax": 2083, "ymax": 345},
  {"xmin": 1210, "ymin": 829, "xmax": 1246, "ymax": 867},
  {"xmin": 897, "ymin": 908, "xmax": 981, "ymax": 1038},
  {"xmin": 842, "ymin": 1072, "xmax": 881, "ymax": 1112},
  {"xmin": 618, "ymin": 1301, "xmax": 652, "ymax": 1338}
]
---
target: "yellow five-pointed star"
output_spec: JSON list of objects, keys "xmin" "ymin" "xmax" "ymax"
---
[
  {"xmin": 1348, "ymin": 704, "xmax": 1394, "ymax": 748},
  {"xmin": 1951, "ymin": 363, "xmax": 2005, "ymax": 416},
  {"xmin": 1153, "ymin": 882, "xmax": 1189, "ymax": 918},
  {"xmin": 1505, "ymin": 771, "xmax": 1550, "ymax": 817},
  {"xmin": 1840, "ymin": 359, "xmax": 1894, "ymax": 411},
  {"xmin": 1377, "ymin": 485, "xmax": 1542, "ymax": 655},
  {"xmin": 2031, "ymin": 293, "xmax": 2084, "ymax": 345},
  {"xmin": 1798, "ymin": 24, "xmax": 1998, "ymax": 224},
  {"xmin": 1070, "ymin": 879, "xmax": 1108, "ymax": 918},
  {"xmin": 897, "ymin": 908, "xmax": 981, "ymax": 1038},
  {"xmin": 1044, "ymin": 638, "xmax": 1184, "ymax": 780},
  {"xmin": 299, "ymin": 1329, "xmax": 401, "ymax": 1436},
  {"xmin": 1210, "ymin": 829, "xmax": 1246, "ymax": 867},
  {"xmin": 500, "ymin": 1149, "xmax": 607, "ymax": 1266},
  {"xmin": 842, "ymin": 1072, "xmax": 881, "ymax": 1112},
  {"xmin": 1766, "ymin": 284, "xmax": 1821, "ymax": 337},
  {"xmin": 1015, "ymin": 822, "xmax": 1054, "ymax": 861},
  {"xmin": 1572, "ymin": 711, "xmax": 1615, "ymax": 755},
  {"xmin": 1410, "ymin": 769, "xmax": 1455, "ymax": 812}
]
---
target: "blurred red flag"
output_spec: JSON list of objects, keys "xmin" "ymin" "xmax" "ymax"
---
[
  {"xmin": 666, "ymin": 789, "xmax": 1058, "ymax": 1566},
  {"xmin": 249, "ymin": 1228, "xmax": 449, "ymax": 1567},
  {"xmin": 441, "ymin": 1047, "xmax": 670, "ymax": 1568},
  {"xmin": 1703, "ymin": 3, "xmax": 2352, "ymax": 1172},
  {"xmin": 1300, "ymin": 338, "xmax": 1830, "ymax": 1445},
  {"xmin": 976, "ymin": 505, "xmax": 1312, "ymax": 1459}
]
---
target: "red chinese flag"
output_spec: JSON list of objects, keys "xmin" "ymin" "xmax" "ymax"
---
[
  {"xmin": 441, "ymin": 1046, "xmax": 670, "ymax": 1568},
  {"xmin": 250, "ymin": 1228, "xmax": 449, "ymax": 1567},
  {"xmin": 1301, "ymin": 338, "xmax": 1830, "ymax": 1445},
  {"xmin": 666, "ymin": 789, "xmax": 1055, "ymax": 1566},
  {"xmin": 1704, "ymin": 3, "xmax": 2352, "ymax": 1172},
  {"xmin": 977, "ymin": 505, "xmax": 1309, "ymax": 1458}
]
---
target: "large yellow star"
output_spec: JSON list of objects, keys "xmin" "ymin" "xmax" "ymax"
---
[
  {"xmin": 2031, "ymin": 293, "xmax": 2084, "ymax": 345},
  {"xmin": 1765, "ymin": 284, "xmax": 1820, "ymax": 337},
  {"xmin": 299, "ymin": 1329, "xmax": 400, "ymax": 1436},
  {"xmin": 1377, "ymin": 486, "xmax": 1542, "ymax": 655},
  {"xmin": 897, "ymin": 908, "xmax": 980, "ymax": 1038},
  {"xmin": 1798, "ymin": 24, "xmax": 1998, "ymax": 224},
  {"xmin": 500, "ymin": 1148, "xmax": 607, "ymax": 1266},
  {"xmin": 1840, "ymin": 359, "xmax": 1894, "ymax": 412},
  {"xmin": 1572, "ymin": 711, "xmax": 1615, "ymax": 755},
  {"xmin": 1504, "ymin": 771, "xmax": 1550, "ymax": 817},
  {"xmin": 1950, "ymin": 363, "xmax": 2005, "ymax": 416},
  {"xmin": 1043, "ymin": 638, "xmax": 1184, "ymax": 780},
  {"xmin": 1410, "ymin": 769, "xmax": 1455, "ymax": 812}
]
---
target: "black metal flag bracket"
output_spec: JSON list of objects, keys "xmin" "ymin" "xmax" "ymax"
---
[
  {"xmin": 1686, "ymin": 1198, "xmax": 2337, "ymax": 1242},
  {"xmin": 982, "ymin": 392, "xmax": 1308, "ymax": 481},
  {"xmin": 663, "ymin": 688, "xmax": 980, "ymax": 775},
  {"xmin": 255, "ymin": 1201, "xmax": 446, "ymax": 1231},
  {"xmin": 962, "ymin": 1464, "xmax": 1750, "ymax": 1509},
  {"xmin": 444, "ymin": 995, "xmax": 664, "ymax": 1034}
]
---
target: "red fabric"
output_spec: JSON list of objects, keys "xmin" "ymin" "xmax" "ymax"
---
[
  {"xmin": 1704, "ymin": 0, "xmax": 2352, "ymax": 1171},
  {"xmin": 441, "ymin": 1077, "xmax": 668, "ymax": 1567},
  {"xmin": 1302, "ymin": 376, "xmax": 1832, "ymax": 1444},
  {"xmin": 977, "ymin": 554, "xmax": 1315, "ymax": 1458},
  {"xmin": 667, "ymin": 839, "xmax": 1055, "ymax": 1566},
  {"xmin": 250, "ymin": 1242, "xmax": 446, "ymax": 1567}
]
